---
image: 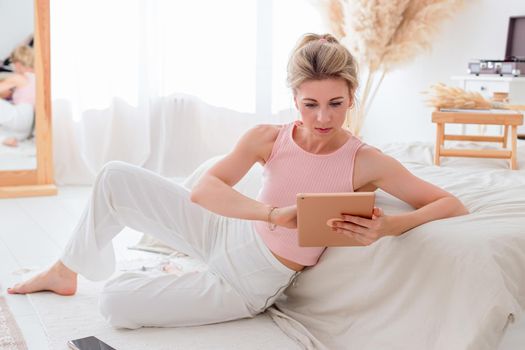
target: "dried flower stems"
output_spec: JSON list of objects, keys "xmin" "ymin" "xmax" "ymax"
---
[
  {"xmin": 424, "ymin": 83, "xmax": 525, "ymax": 110},
  {"xmin": 312, "ymin": 0, "xmax": 466, "ymax": 136}
]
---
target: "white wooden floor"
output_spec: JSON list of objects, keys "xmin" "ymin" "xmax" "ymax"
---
[{"xmin": 0, "ymin": 186, "xmax": 523, "ymax": 350}]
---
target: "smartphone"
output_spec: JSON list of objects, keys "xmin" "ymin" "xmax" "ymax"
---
[{"xmin": 67, "ymin": 336, "xmax": 116, "ymax": 350}]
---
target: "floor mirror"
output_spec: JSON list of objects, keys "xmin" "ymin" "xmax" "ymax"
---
[{"xmin": 0, "ymin": 0, "xmax": 56, "ymax": 198}]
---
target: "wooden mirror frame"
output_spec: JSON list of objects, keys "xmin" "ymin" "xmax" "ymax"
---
[{"xmin": 0, "ymin": 0, "xmax": 57, "ymax": 198}]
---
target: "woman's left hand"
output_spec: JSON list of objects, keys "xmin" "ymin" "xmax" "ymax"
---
[{"xmin": 331, "ymin": 207, "xmax": 397, "ymax": 246}]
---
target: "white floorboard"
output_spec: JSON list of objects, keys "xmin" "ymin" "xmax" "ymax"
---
[{"xmin": 0, "ymin": 185, "xmax": 523, "ymax": 350}]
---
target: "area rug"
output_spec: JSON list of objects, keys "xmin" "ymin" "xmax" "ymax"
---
[
  {"xmin": 0, "ymin": 296, "xmax": 27, "ymax": 350},
  {"xmin": 26, "ymin": 253, "xmax": 302, "ymax": 350}
]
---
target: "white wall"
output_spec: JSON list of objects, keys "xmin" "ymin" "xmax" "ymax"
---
[
  {"xmin": 0, "ymin": 0, "xmax": 33, "ymax": 59},
  {"xmin": 361, "ymin": 0, "xmax": 525, "ymax": 145}
]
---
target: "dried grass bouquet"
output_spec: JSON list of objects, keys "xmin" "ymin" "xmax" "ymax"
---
[
  {"xmin": 312, "ymin": 0, "xmax": 466, "ymax": 136},
  {"xmin": 424, "ymin": 83, "xmax": 525, "ymax": 110}
]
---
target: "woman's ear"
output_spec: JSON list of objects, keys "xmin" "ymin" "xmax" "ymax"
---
[{"xmin": 293, "ymin": 95, "xmax": 299, "ymax": 110}]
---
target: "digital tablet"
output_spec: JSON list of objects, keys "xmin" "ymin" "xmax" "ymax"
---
[{"xmin": 297, "ymin": 192, "xmax": 375, "ymax": 247}]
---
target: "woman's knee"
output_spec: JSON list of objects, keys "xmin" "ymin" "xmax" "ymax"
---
[
  {"xmin": 97, "ymin": 161, "xmax": 135, "ymax": 189},
  {"xmin": 100, "ymin": 160, "xmax": 133, "ymax": 176}
]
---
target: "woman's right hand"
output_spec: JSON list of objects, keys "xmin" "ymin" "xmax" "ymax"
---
[{"xmin": 271, "ymin": 205, "xmax": 297, "ymax": 229}]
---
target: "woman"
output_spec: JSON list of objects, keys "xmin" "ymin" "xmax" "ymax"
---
[
  {"xmin": 0, "ymin": 45, "xmax": 36, "ymax": 147},
  {"xmin": 8, "ymin": 34, "xmax": 468, "ymax": 329}
]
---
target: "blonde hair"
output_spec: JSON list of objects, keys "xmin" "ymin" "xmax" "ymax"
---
[
  {"xmin": 10, "ymin": 45, "xmax": 34, "ymax": 68},
  {"xmin": 287, "ymin": 33, "xmax": 358, "ymax": 98}
]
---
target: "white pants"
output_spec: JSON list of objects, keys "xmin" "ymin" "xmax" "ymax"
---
[
  {"xmin": 61, "ymin": 161, "xmax": 298, "ymax": 329},
  {"xmin": 0, "ymin": 100, "xmax": 34, "ymax": 140}
]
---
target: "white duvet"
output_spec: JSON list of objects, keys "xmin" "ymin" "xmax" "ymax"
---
[{"xmin": 183, "ymin": 141, "xmax": 525, "ymax": 350}]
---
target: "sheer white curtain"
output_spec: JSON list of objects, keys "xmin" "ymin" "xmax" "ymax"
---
[
  {"xmin": 51, "ymin": 0, "xmax": 257, "ymax": 183},
  {"xmin": 51, "ymin": 1, "xmax": 148, "ymax": 184},
  {"xmin": 50, "ymin": 0, "xmax": 323, "ymax": 184},
  {"xmin": 271, "ymin": 0, "xmax": 324, "ymax": 114},
  {"xmin": 52, "ymin": 0, "xmax": 258, "ymax": 112}
]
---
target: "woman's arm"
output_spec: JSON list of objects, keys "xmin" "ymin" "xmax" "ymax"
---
[
  {"xmin": 333, "ymin": 146, "xmax": 469, "ymax": 245},
  {"xmin": 0, "ymin": 74, "xmax": 22, "ymax": 95},
  {"xmin": 191, "ymin": 125, "xmax": 296, "ymax": 226}
]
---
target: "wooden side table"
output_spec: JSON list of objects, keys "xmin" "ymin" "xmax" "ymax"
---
[{"xmin": 432, "ymin": 110, "xmax": 524, "ymax": 170}]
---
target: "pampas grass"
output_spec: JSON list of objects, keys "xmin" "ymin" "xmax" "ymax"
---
[
  {"xmin": 424, "ymin": 83, "xmax": 491, "ymax": 109},
  {"xmin": 381, "ymin": 0, "xmax": 465, "ymax": 70},
  {"xmin": 315, "ymin": 0, "xmax": 346, "ymax": 39},
  {"xmin": 312, "ymin": 0, "xmax": 466, "ymax": 136},
  {"xmin": 425, "ymin": 83, "xmax": 525, "ymax": 110},
  {"xmin": 341, "ymin": 0, "xmax": 410, "ymax": 71}
]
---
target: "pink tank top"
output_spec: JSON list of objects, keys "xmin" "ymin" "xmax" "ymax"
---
[
  {"xmin": 253, "ymin": 122, "xmax": 364, "ymax": 266},
  {"xmin": 12, "ymin": 72, "xmax": 36, "ymax": 106}
]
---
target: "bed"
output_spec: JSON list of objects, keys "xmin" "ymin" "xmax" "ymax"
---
[{"xmin": 28, "ymin": 141, "xmax": 525, "ymax": 350}]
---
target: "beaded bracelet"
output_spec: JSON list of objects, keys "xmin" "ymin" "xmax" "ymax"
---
[{"xmin": 267, "ymin": 206, "xmax": 278, "ymax": 231}]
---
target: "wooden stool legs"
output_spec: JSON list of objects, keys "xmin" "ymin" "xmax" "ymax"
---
[
  {"xmin": 432, "ymin": 111, "xmax": 523, "ymax": 170},
  {"xmin": 511, "ymin": 125, "xmax": 518, "ymax": 170},
  {"xmin": 434, "ymin": 123, "xmax": 444, "ymax": 166}
]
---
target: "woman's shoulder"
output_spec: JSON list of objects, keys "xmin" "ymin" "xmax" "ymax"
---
[
  {"xmin": 354, "ymin": 144, "xmax": 385, "ymax": 165},
  {"xmin": 356, "ymin": 143, "xmax": 381, "ymax": 155},
  {"xmin": 245, "ymin": 123, "xmax": 285, "ymax": 144},
  {"xmin": 352, "ymin": 144, "xmax": 387, "ymax": 191},
  {"xmin": 241, "ymin": 124, "xmax": 287, "ymax": 165}
]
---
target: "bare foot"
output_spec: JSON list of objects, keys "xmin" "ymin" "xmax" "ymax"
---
[
  {"xmin": 7, "ymin": 261, "xmax": 78, "ymax": 296},
  {"xmin": 2, "ymin": 137, "xmax": 18, "ymax": 147}
]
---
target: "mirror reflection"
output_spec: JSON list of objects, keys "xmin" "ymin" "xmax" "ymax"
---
[{"xmin": 0, "ymin": 0, "xmax": 36, "ymax": 171}]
